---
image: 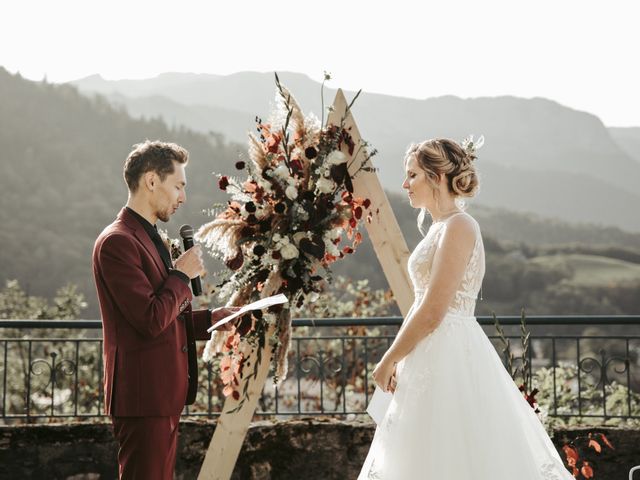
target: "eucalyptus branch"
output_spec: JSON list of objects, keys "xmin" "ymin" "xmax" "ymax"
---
[
  {"xmin": 494, "ymin": 313, "xmax": 515, "ymax": 379},
  {"xmin": 519, "ymin": 308, "xmax": 531, "ymax": 388}
]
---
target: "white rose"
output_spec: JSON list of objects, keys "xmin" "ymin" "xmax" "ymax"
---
[
  {"xmin": 326, "ymin": 150, "xmax": 347, "ymax": 165},
  {"xmin": 308, "ymin": 292, "xmax": 320, "ymax": 303},
  {"xmin": 316, "ymin": 177, "xmax": 335, "ymax": 194},
  {"xmin": 273, "ymin": 163, "xmax": 290, "ymax": 179},
  {"xmin": 293, "ymin": 232, "xmax": 309, "ymax": 245},
  {"xmin": 285, "ymin": 185, "xmax": 298, "ymax": 200},
  {"xmin": 280, "ymin": 243, "xmax": 299, "ymax": 260}
]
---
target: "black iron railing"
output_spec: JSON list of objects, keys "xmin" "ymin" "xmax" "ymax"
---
[{"xmin": 1, "ymin": 316, "xmax": 638, "ymax": 422}]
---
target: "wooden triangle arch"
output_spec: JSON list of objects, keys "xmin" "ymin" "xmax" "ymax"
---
[{"xmin": 197, "ymin": 89, "xmax": 414, "ymax": 479}]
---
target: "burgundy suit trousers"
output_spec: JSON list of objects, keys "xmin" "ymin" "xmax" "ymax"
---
[{"xmin": 112, "ymin": 415, "xmax": 181, "ymax": 480}]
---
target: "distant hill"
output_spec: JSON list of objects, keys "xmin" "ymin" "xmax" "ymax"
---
[
  {"xmin": 531, "ymin": 254, "xmax": 640, "ymax": 287},
  {"xmin": 71, "ymin": 72, "xmax": 640, "ymax": 231},
  {"xmin": 609, "ymin": 127, "xmax": 640, "ymax": 164}
]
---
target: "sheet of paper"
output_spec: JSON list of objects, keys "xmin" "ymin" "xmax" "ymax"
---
[
  {"xmin": 206, "ymin": 293, "xmax": 289, "ymax": 332},
  {"xmin": 366, "ymin": 387, "xmax": 393, "ymax": 425}
]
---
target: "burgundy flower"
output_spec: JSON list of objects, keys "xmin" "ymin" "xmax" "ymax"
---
[
  {"xmin": 237, "ymin": 314, "xmax": 253, "ymax": 336},
  {"xmin": 305, "ymin": 146, "xmax": 317, "ymax": 159},
  {"xmin": 235, "ymin": 161, "xmax": 246, "ymax": 170},
  {"xmin": 363, "ymin": 198, "xmax": 371, "ymax": 209},
  {"xmin": 218, "ymin": 176, "xmax": 230, "ymax": 191},
  {"xmin": 291, "ymin": 159, "xmax": 303, "ymax": 172},
  {"xmin": 226, "ymin": 251, "xmax": 244, "ymax": 270},
  {"xmin": 245, "ymin": 202, "xmax": 257, "ymax": 213},
  {"xmin": 253, "ymin": 244, "xmax": 266, "ymax": 257},
  {"xmin": 274, "ymin": 202, "xmax": 286, "ymax": 214}
]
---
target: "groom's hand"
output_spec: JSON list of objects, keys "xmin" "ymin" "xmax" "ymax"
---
[
  {"xmin": 174, "ymin": 245, "xmax": 205, "ymax": 279},
  {"xmin": 210, "ymin": 306, "xmax": 242, "ymax": 331}
]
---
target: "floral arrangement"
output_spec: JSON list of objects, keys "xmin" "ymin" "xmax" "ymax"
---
[{"xmin": 195, "ymin": 73, "xmax": 376, "ymax": 404}]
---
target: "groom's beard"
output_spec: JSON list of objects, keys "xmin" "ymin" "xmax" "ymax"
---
[{"xmin": 156, "ymin": 207, "xmax": 172, "ymax": 223}]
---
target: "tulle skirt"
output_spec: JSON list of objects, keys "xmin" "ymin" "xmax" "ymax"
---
[{"xmin": 358, "ymin": 312, "xmax": 573, "ymax": 479}]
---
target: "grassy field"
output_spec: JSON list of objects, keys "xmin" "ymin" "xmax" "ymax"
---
[{"xmin": 531, "ymin": 254, "xmax": 640, "ymax": 286}]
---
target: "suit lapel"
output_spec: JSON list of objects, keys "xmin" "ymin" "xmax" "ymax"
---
[{"xmin": 118, "ymin": 208, "xmax": 167, "ymax": 277}]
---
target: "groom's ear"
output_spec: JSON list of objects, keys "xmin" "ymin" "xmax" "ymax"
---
[{"xmin": 142, "ymin": 171, "xmax": 158, "ymax": 192}]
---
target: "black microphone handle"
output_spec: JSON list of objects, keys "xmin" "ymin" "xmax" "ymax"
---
[{"xmin": 182, "ymin": 237, "xmax": 203, "ymax": 296}]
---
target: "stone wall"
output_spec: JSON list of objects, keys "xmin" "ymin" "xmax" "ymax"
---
[{"xmin": 1, "ymin": 419, "xmax": 638, "ymax": 479}]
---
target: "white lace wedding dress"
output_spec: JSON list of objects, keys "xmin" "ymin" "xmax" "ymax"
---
[{"xmin": 358, "ymin": 213, "xmax": 572, "ymax": 479}]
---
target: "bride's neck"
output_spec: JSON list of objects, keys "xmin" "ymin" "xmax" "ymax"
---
[{"xmin": 428, "ymin": 201, "xmax": 461, "ymax": 223}]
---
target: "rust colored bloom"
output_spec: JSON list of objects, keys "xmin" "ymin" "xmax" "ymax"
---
[
  {"xmin": 218, "ymin": 176, "xmax": 230, "ymax": 191},
  {"xmin": 266, "ymin": 133, "xmax": 282, "ymax": 153}
]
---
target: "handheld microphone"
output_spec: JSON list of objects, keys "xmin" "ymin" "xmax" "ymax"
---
[{"xmin": 179, "ymin": 224, "xmax": 202, "ymax": 296}]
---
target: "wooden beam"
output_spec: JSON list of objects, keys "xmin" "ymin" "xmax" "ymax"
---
[
  {"xmin": 197, "ymin": 324, "xmax": 275, "ymax": 480},
  {"xmin": 326, "ymin": 89, "xmax": 414, "ymax": 316}
]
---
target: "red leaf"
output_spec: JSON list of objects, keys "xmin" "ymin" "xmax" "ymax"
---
[
  {"xmin": 587, "ymin": 439, "xmax": 601, "ymax": 453},
  {"xmin": 599, "ymin": 433, "xmax": 614, "ymax": 450},
  {"xmin": 562, "ymin": 445, "xmax": 579, "ymax": 467},
  {"xmin": 580, "ymin": 461, "xmax": 594, "ymax": 478}
]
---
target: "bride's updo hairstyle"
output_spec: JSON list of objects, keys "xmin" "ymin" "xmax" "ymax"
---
[
  {"xmin": 405, "ymin": 137, "xmax": 480, "ymax": 234},
  {"xmin": 405, "ymin": 138, "xmax": 479, "ymax": 198}
]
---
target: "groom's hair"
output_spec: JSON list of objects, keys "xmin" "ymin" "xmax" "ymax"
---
[{"xmin": 123, "ymin": 140, "xmax": 189, "ymax": 193}]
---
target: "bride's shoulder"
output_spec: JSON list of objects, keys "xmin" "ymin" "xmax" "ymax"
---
[
  {"xmin": 439, "ymin": 212, "xmax": 479, "ymax": 248},
  {"xmin": 447, "ymin": 212, "xmax": 479, "ymax": 232}
]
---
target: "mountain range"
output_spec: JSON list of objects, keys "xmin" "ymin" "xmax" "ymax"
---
[{"xmin": 70, "ymin": 72, "xmax": 640, "ymax": 231}]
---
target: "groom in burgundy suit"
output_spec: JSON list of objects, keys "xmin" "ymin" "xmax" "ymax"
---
[{"xmin": 92, "ymin": 140, "xmax": 235, "ymax": 479}]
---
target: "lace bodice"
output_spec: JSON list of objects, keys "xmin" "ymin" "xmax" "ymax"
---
[{"xmin": 407, "ymin": 212, "xmax": 485, "ymax": 316}]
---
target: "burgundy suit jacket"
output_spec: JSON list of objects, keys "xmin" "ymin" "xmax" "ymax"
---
[{"xmin": 92, "ymin": 207, "xmax": 211, "ymax": 416}]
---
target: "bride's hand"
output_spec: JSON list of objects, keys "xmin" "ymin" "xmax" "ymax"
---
[{"xmin": 372, "ymin": 357, "xmax": 397, "ymax": 393}]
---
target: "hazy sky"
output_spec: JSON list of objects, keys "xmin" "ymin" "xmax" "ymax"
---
[{"xmin": 2, "ymin": 0, "xmax": 639, "ymax": 126}]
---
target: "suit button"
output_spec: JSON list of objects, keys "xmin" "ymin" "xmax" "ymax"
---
[{"xmin": 182, "ymin": 345, "xmax": 188, "ymax": 353}]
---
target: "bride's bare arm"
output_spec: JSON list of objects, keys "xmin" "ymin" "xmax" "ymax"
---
[{"xmin": 373, "ymin": 214, "xmax": 477, "ymax": 390}]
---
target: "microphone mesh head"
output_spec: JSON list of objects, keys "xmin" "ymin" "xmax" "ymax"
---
[{"xmin": 179, "ymin": 224, "xmax": 194, "ymax": 239}]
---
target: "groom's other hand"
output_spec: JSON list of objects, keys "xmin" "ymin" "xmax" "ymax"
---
[
  {"xmin": 210, "ymin": 306, "xmax": 242, "ymax": 331},
  {"xmin": 175, "ymin": 245, "xmax": 205, "ymax": 279}
]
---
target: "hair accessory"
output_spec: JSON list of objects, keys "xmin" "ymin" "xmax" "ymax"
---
[{"xmin": 461, "ymin": 134, "xmax": 484, "ymax": 157}]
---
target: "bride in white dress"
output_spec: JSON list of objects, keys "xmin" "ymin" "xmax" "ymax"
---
[{"xmin": 358, "ymin": 138, "xmax": 572, "ymax": 479}]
